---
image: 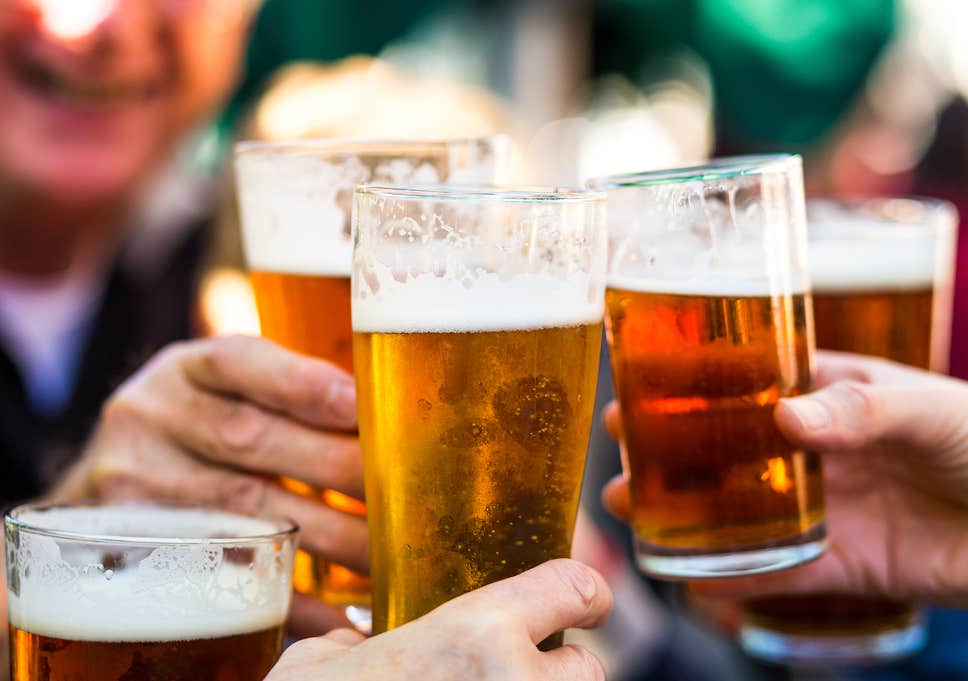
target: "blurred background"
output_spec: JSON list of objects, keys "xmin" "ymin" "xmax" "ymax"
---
[{"xmin": 2, "ymin": 1, "xmax": 966, "ymax": 680}]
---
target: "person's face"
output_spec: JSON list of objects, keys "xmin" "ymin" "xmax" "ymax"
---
[{"xmin": 0, "ymin": 0, "xmax": 256, "ymax": 206}]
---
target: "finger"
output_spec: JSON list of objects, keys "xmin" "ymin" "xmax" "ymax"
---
[
  {"xmin": 448, "ymin": 559, "xmax": 612, "ymax": 645},
  {"xmin": 181, "ymin": 335, "xmax": 357, "ymax": 430},
  {"xmin": 812, "ymin": 350, "xmax": 927, "ymax": 389},
  {"xmin": 95, "ymin": 448, "xmax": 370, "ymax": 571},
  {"xmin": 601, "ymin": 475, "xmax": 631, "ymax": 522},
  {"xmin": 776, "ymin": 377, "xmax": 968, "ymax": 456},
  {"xmin": 160, "ymin": 386, "xmax": 364, "ymax": 499},
  {"xmin": 537, "ymin": 643, "xmax": 606, "ymax": 681},
  {"xmin": 287, "ymin": 593, "xmax": 354, "ymax": 639},
  {"xmin": 602, "ymin": 402, "xmax": 620, "ymax": 440}
]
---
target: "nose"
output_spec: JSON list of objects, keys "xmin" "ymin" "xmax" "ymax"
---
[{"xmin": 29, "ymin": 0, "xmax": 121, "ymax": 41}]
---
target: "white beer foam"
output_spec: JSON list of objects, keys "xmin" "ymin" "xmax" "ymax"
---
[
  {"xmin": 808, "ymin": 229, "xmax": 936, "ymax": 292},
  {"xmin": 7, "ymin": 508, "xmax": 291, "ymax": 642},
  {"xmin": 236, "ymin": 153, "xmax": 357, "ymax": 277},
  {"xmin": 8, "ymin": 565, "xmax": 288, "ymax": 642},
  {"xmin": 606, "ymin": 273, "xmax": 809, "ymax": 297},
  {"xmin": 352, "ymin": 270, "xmax": 604, "ymax": 333}
]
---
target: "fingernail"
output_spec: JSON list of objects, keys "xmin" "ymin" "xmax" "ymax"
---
[
  {"xmin": 788, "ymin": 398, "xmax": 832, "ymax": 431},
  {"xmin": 327, "ymin": 381, "xmax": 357, "ymax": 424}
]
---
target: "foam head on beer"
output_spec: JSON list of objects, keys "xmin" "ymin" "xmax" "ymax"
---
[
  {"xmin": 351, "ymin": 184, "xmax": 607, "ymax": 333},
  {"xmin": 6, "ymin": 505, "xmax": 294, "ymax": 643}
]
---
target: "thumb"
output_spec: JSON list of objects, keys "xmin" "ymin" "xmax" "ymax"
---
[
  {"xmin": 776, "ymin": 378, "xmax": 968, "ymax": 503},
  {"xmin": 440, "ymin": 559, "xmax": 613, "ymax": 645}
]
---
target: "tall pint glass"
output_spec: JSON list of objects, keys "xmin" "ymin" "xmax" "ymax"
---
[
  {"xmin": 589, "ymin": 155, "xmax": 825, "ymax": 578},
  {"xmin": 740, "ymin": 196, "xmax": 958, "ymax": 664},
  {"xmin": 234, "ymin": 136, "xmax": 504, "ymax": 626},
  {"xmin": 5, "ymin": 503, "xmax": 296, "ymax": 681},
  {"xmin": 352, "ymin": 184, "xmax": 606, "ymax": 647}
]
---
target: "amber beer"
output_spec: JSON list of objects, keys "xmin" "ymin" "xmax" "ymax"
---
[
  {"xmin": 235, "ymin": 139, "xmax": 503, "ymax": 613},
  {"xmin": 741, "ymin": 201, "xmax": 957, "ymax": 663},
  {"xmin": 605, "ymin": 283, "xmax": 824, "ymax": 573},
  {"xmin": 6, "ymin": 505, "xmax": 295, "ymax": 681},
  {"xmin": 10, "ymin": 623, "xmax": 283, "ymax": 681},
  {"xmin": 591, "ymin": 155, "xmax": 824, "ymax": 578},
  {"xmin": 247, "ymin": 267, "xmax": 369, "ymax": 606}
]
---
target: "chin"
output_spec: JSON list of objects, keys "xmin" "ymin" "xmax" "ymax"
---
[{"xmin": 11, "ymin": 139, "xmax": 164, "ymax": 208}]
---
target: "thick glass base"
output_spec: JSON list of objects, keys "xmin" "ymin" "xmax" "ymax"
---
[
  {"xmin": 346, "ymin": 606, "xmax": 372, "ymax": 636},
  {"xmin": 739, "ymin": 617, "xmax": 927, "ymax": 666},
  {"xmin": 635, "ymin": 524, "xmax": 827, "ymax": 579}
]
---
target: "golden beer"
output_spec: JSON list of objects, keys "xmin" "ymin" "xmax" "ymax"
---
[
  {"xmin": 355, "ymin": 322, "xmax": 602, "ymax": 638},
  {"xmin": 10, "ymin": 625, "xmax": 284, "ymax": 681},
  {"xmin": 741, "ymin": 198, "xmax": 957, "ymax": 664},
  {"xmin": 352, "ymin": 183, "xmax": 606, "ymax": 648},
  {"xmin": 605, "ymin": 286, "xmax": 824, "ymax": 567}
]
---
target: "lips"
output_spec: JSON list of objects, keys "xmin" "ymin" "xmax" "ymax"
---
[{"xmin": 9, "ymin": 50, "xmax": 165, "ymax": 106}]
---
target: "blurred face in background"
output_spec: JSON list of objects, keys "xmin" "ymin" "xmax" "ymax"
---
[{"xmin": 0, "ymin": 0, "xmax": 257, "ymax": 209}]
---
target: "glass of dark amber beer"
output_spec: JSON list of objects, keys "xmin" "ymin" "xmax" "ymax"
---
[
  {"xmin": 5, "ymin": 503, "xmax": 296, "ymax": 681},
  {"xmin": 234, "ymin": 136, "xmax": 504, "ymax": 629},
  {"xmin": 589, "ymin": 155, "xmax": 825, "ymax": 578},
  {"xmin": 352, "ymin": 184, "xmax": 606, "ymax": 646},
  {"xmin": 741, "ymin": 196, "xmax": 958, "ymax": 664}
]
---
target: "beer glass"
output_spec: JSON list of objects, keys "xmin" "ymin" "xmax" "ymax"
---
[
  {"xmin": 5, "ymin": 503, "xmax": 296, "ymax": 681},
  {"xmin": 352, "ymin": 184, "xmax": 606, "ymax": 647},
  {"xmin": 741, "ymin": 196, "xmax": 958, "ymax": 664},
  {"xmin": 589, "ymin": 155, "xmax": 825, "ymax": 578},
  {"xmin": 234, "ymin": 136, "xmax": 504, "ymax": 628}
]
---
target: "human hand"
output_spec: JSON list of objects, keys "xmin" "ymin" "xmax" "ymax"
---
[
  {"xmin": 602, "ymin": 351, "xmax": 968, "ymax": 607},
  {"xmin": 49, "ymin": 335, "xmax": 365, "ymax": 634},
  {"xmin": 266, "ymin": 559, "xmax": 612, "ymax": 681}
]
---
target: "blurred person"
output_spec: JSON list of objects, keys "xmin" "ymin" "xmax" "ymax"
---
[
  {"xmin": 267, "ymin": 559, "xmax": 612, "ymax": 681},
  {"xmin": 0, "ymin": 0, "xmax": 374, "ymax": 660}
]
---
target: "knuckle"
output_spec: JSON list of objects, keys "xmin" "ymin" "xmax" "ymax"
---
[
  {"xmin": 216, "ymin": 402, "xmax": 270, "ymax": 461},
  {"xmin": 827, "ymin": 380, "xmax": 880, "ymax": 447},
  {"xmin": 548, "ymin": 559, "xmax": 598, "ymax": 615},
  {"xmin": 220, "ymin": 475, "xmax": 269, "ymax": 513}
]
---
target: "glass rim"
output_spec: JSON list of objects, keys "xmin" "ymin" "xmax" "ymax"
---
[
  {"xmin": 355, "ymin": 183, "xmax": 606, "ymax": 204},
  {"xmin": 4, "ymin": 502, "xmax": 299, "ymax": 546},
  {"xmin": 234, "ymin": 133, "xmax": 506, "ymax": 158},
  {"xmin": 586, "ymin": 154, "xmax": 800, "ymax": 189}
]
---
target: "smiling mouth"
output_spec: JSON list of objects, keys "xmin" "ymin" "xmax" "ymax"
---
[{"xmin": 10, "ymin": 53, "xmax": 165, "ymax": 107}]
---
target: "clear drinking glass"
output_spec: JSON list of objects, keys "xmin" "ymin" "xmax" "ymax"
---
[
  {"xmin": 5, "ymin": 503, "xmax": 296, "ymax": 681},
  {"xmin": 351, "ymin": 184, "xmax": 606, "ymax": 648},
  {"xmin": 740, "ymin": 196, "xmax": 958, "ymax": 664},
  {"xmin": 234, "ymin": 136, "xmax": 506, "ymax": 631},
  {"xmin": 589, "ymin": 155, "xmax": 826, "ymax": 578}
]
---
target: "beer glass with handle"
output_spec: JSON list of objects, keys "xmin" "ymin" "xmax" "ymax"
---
[
  {"xmin": 740, "ymin": 196, "xmax": 958, "ymax": 664},
  {"xmin": 233, "ymin": 136, "xmax": 505, "ymax": 630},
  {"xmin": 352, "ymin": 184, "xmax": 606, "ymax": 648},
  {"xmin": 589, "ymin": 155, "xmax": 825, "ymax": 578},
  {"xmin": 6, "ymin": 503, "xmax": 296, "ymax": 681}
]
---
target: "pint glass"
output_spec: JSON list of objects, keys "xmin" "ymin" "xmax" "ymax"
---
[
  {"xmin": 741, "ymin": 196, "xmax": 958, "ymax": 664},
  {"xmin": 589, "ymin": 155, "xmax": 825, "ymax": 578},
  {"xmin": 5, "ymin": 503, "xmax": 296, "ymax": 681},
  {"xmin": 352, "ymin": 185, "xmax": 606, "ymax": 646},
  {"xmin": 234, "ymin": 137, "xmax": 504, "ymax": 625}
]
